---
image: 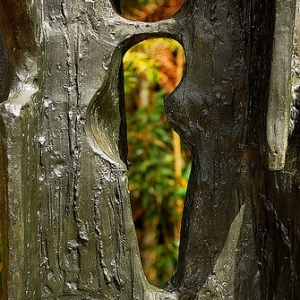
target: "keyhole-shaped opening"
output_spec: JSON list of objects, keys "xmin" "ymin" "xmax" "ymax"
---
[{"xmin": 123, "ymin": 38, "xmax": 189, "ymax": 285}]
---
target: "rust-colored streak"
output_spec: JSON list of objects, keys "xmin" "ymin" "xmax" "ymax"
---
[{"xmin": 240, "ymin": 148, "xmax": 262, "ymax": 167}]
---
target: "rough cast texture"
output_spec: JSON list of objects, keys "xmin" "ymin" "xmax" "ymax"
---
[{"xmin": 0, "ymin": 0, "xmax": 299, "ymax": 299}]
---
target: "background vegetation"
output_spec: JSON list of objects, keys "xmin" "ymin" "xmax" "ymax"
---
[
  {"xmin": 121, "ymin": 0, "xmax": 188, "ymax": 285},
  {"xmin": 121, "ymin": 0, "xmax": 184, "ymax": 22}
]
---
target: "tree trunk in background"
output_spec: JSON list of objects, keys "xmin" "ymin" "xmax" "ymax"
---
[{"xmin": 0, "ymin": 0, "xmax": 299, "ymax": 299}]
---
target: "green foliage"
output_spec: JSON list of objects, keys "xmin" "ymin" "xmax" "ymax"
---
[
  {"xmin": 123, "ymin": 46, "xmax": 162, "ymax": 97},
  {"xmin": 127, "ymin": 91, "xmax": 175, "ymax": 210},
  {"xmin": 123, "ymin": 38, "xmax": 190, "ymax": 285},
  {"xmin": 121, "ymin": 0, "xmax": 164, "ymax": 20},
  {"xmin": 123, "ymin": 38, "xmax": 183, "ymax": 97},
  {"xmin": 121, "ymin": 0, "xmax": 185, "ymax": 23}
]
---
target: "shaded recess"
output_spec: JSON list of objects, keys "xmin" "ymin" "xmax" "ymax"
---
[{"xmin": 0, "ymin": 26, "xmax": 12, "ymax": 103}]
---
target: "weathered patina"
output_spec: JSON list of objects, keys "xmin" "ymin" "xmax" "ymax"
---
[{"xmin": 0, "ymin": 0, "xmax": 299, "ymax": 299}]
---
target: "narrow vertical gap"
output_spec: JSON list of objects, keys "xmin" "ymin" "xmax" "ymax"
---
[
  {"xmin": 0, "ymin": 24, "xmax": 12, "ymax": 299},
  {"xmin": 122, "ymin": 37, "xmax": 189, "ymax": 286}
]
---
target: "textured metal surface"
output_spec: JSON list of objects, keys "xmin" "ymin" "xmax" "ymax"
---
[{"xmin": 0, "ymin": 0, "xmax": 299, "ymax": 299}]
